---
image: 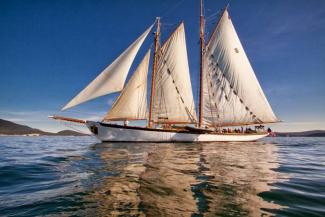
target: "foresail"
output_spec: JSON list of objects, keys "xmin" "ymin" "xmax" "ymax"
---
[
  {"xmin": 152, "ymin": 23, "xmax": 197, "ymax": 124},
  {"xmin": 103, "ymin": 49, "xmax": 150, "ymax": 121},
  {"xmin": 203, "ymin": 9, "xmax": 278, "ymax": 126},
  {"xmin": 61, "ymin": 24, "xmax": 153, "ymax": 111}
]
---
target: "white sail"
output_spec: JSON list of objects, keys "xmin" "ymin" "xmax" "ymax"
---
[
  {"xmin": 61, "ymin": 24, "xmax": 153, "ymax": 111},
  {"xmin": 203, "ymin": 9, "xmax": 278, "ymax": 126},
  {"xmin": 152, "ymin": 23, "xmax": 197, "ymax": 124},
  {"xmin": 103, "ymin": 49, "xmax": 151, "ymax": 121}
]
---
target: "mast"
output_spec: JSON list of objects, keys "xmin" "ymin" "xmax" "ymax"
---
[
  {"xmin": 148, "ymin": 17, "xmax": 161, "ymax": 128},
  {"xmin": 200, "ymin": 5, "xmax": 279, "ymax": 126},
  {"xmin": 199, "ymin": 0, "xmax": 205, "ymax": 127}
]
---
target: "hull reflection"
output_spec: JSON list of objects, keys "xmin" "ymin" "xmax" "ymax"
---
[{"xmin": 88, "ymin": 142, "xmax": 284, "ymax": 216}]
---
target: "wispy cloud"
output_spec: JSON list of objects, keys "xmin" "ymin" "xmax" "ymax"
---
[
  {"xmin": 243, "ymin": 4, "xmax": 325, "ymax": 59},
  {"xmin": 5, "ymin": 118, "xmax": 26, "ymax": 122},
  {"xmin": 265, "ymin": 84, "xmax": 293, "ymax": 96},
  {"xmin": 107, "ymin": 98, "xmax": 115, "ymax": 105},
  {"xmin": 266, "ymin": 8, "xmax": 325, "ymax": 36},
  {"xmin": 83, "ymin": 115, "xmax": 102, "ymax": 121},
  {"xmin": 279, "ymin": 121, "xmax": 325, "ymax": 125},
  {"xmin": 0, "ymin": 110, "xmax": 51, "ymax": 122},
  {"xmin": 271, "ymin": 121, "xmax": 325, "ymax": 132}
]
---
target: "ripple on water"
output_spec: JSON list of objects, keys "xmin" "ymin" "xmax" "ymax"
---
[{"xmin": 0, "ymin": 136, "xmax": 325, "ymax": 216}]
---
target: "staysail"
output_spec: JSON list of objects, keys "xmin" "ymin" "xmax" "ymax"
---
[
  {"xmin": 152, "ymin": 22, "xmax": 197, "ymax": 124},
  {"xmin": 103, "ymin": 49, "xmax": 151, "ymax": 121},
  {"xmin": 202, "ymin": 9, "xmax": 278, "ymax": 126},
  {"xmin": 61, "ymin": 24, "xmax": 153, "ymax": 111}
]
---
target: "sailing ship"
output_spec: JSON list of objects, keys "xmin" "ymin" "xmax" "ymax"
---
[{"xmin": 50, "ymin": 1, "xmax": 279, "ymax": 142}]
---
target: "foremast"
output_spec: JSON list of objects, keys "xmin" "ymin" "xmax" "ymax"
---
[{"xmin": 148, "ymin": 17, "xmax": 161, "ymax": 128}]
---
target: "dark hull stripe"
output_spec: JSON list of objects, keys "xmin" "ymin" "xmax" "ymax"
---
[
  {"xmin": 98, "ymin": 122, "xmax": 267, "ymax": 136},
  {"xmin": 101, "ymin": 140, "xmax": 258, "ymax": 143}
]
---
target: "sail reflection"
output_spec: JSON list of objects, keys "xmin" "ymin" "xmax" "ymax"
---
[
  {"xmin": 88, "ymin": 143, "xmax": 152, "ymax": 216},
  {"xmin": 196, "ymin": 142, "xmax": 283, "ymax": 216},
  {"xmin": 139, "ymin": 143, "xmax": 199, "ymax": 216},
  {"xmin": 88, "ymin": 142, "xmax": 283, "ymax": 216}
]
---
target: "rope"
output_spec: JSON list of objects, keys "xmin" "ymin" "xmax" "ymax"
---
[
  {"xmin": 165, "ymin": 65, "xmax": 197, "ymax": 123},
  {"xmin": 59, "ymin": 120, "xmax": 89, "ymax": 134},
  {"xmin": 154, "ymin": 56, "xmax": 196, "ymax": 124},
  {"xmin": 59, "ymin": 110, "xmax": 102, "ymax": 117},
  {"xmin": 161, "ymin": 0, "xmax": 186, "ymax": 19},
  {"xmin": 206, "ymin": 10, "xmax": 222, "ymax": 22},
  {"xmin": 207, "ymin": 56, "xmax": 261, "ymax": 124}
]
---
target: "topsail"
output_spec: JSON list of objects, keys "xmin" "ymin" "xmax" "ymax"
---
[
  {"xmin": 202, "ymin": 9, "xmax": 278, "ymax": 126},
  {"xmin": 61, "ymin": 24, "xmax": 153, "ymax": 111}
]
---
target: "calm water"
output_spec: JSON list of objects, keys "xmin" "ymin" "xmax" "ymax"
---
[{"xmin": 0, "ymin": 136, "xmax": 324, "ymax": 217}]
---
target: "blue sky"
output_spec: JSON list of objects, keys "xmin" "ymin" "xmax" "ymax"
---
[{"xmin": 0, "ymin": 0, "xmax": 324, "ymax": 132}]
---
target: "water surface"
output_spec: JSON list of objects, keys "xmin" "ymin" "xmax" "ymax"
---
[{"xmin": 0, "ymin": 136, "xmax": 324, "ymax": 216}]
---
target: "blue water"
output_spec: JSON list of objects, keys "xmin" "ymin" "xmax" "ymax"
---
[{"xmin": 0, "ymin": 136, "xmax": 324, "ymax": 216}]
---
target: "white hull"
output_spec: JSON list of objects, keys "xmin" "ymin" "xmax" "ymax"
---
[{"xmin": 86, "ymin": 121, "xmax": 268, "ymax": 142}]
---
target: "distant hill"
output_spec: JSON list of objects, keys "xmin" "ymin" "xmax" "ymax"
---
[
  {"xmin": 56, "ymin": 130, "xmax": 89, "ymax": 136},
  {"xmin": 0, "ymin": 119, "xmax": 47, "ymax": 135},
  {"xmin": 275, "ymin": 130, "xmax": 325, "ymax": 137},
  {"xmin": 0, "ymin": 119, "xmax": 89, "ymax": 136}
]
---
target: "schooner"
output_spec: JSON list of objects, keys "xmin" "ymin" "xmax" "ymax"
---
[{"xmin": 50, "ymin": 1, "xmax": 279, "ymax": 142}]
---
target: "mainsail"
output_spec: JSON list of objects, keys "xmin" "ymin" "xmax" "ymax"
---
[
  {"xmin": 103, "ymin": 49, "xmax": 151, "ymax": 121},
  {"xmin": 202, "ymin": 9, "xmax": 278, "ymax": 126},
  {"xmin": 61, "ymin": 24, "xmax": 153, "ymax": 111},
  {"xmin": 152, "ymin": 22, "xmax": 197, "ymax": 124}
]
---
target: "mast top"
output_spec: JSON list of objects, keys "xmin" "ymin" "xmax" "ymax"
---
[{"xmin": 155, "ymin": 17, "xmax": 161, "ymax": 24}]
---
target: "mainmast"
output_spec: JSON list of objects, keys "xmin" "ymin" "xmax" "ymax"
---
[
  {"xmin": 198, "ymin": 0, "xmax": 205, "ymax": 127},
  {"xmin": 148, "ymin": 17, "xmax": 161, "ymax": 128}
]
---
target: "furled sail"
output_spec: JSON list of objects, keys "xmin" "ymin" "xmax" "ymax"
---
[
  {"xmin": 61, "ymin": 24, "xmax": 153, "ymax": 111},
  {"xmin": 103, "ymin": 49, "xmax": 151, "ymax": 121},
  {"xmin": 152, "ymin": 22, "xmax": 197, "ymax": 124},
  {"xmin": 202, "ymin": 9, "xmax": 278, "ymax": 126}
]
